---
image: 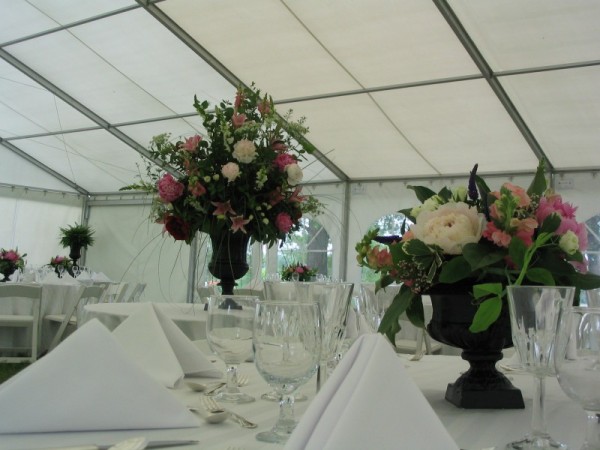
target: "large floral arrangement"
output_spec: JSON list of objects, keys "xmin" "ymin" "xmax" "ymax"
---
[
  {"xmin": 123, "ymin": 84, "xmax": 321, "ymax": 247},
  {"xmin": 0, "ymin": 248, "xmax": 26, "ymax": 274},
  {"xmin": 281, "ymin": 262, "xmax": 318, "ymax": 281},
  {"xmin": 356, "ymin": 162, "xmax": 600, "ymax": 342}
]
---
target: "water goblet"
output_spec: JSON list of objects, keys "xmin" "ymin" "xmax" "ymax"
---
[
  {"xmin": 506, "ymin": 285, "xmax": 575, "ymax": 450},
  {"xmin": 206, "ymin": 295, "xmax": 258, "ymax": 404},
  {"xmin": 253, "ymin": 300, "xmax": 321, "ymax": 443},
  {"xmin": 57, "ymin": 265, "xmax": 65, "ymax": 278},
  {"xmin": 555, "ymin": 306, "xmax": 600, "ymax": 450}
]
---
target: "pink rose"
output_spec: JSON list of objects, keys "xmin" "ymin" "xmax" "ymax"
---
[
  {"xmin": 296, "ymin": 267, "xmax": 305, "ymax": 274},
  {"xmin": 274, "ymin": 153, "xmax": 296, "ymax": 171},
  {"xmin": 232, "ymin": 113, "xmax": 247, "ymax": 128},
  {"xmin": 275, "ymin": 212, "xmax": 294, "ymax": 233},
  {"xmin": 272, "ymin": 140, "xmax": 287, "ymax": 152},
  {"xmin": 157, "ymin": 173, "xmax": 184, "ymax": 203},
  {"xmin": 180, "ymin": 135, "xmax": 202, "ymax": 152}
]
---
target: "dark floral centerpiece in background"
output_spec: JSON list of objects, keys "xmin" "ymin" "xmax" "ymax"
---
[
  {"xmin": 123, "ymin": 84, "xmax": 322, "ymax": 293},
  {"xmin": 356, "ymin": 161, "xmax": 600, "ymax": 408},
  {"xmin": 0, "ymin": 248, "xmax": 26, "ymax": 282},
  {"xmin": 281, "ymin": 262, "xmax": 318, "ymax": 282},
  {"xmin": 48, "ymin": 255, "xmax": 73, "ymax": 277}
]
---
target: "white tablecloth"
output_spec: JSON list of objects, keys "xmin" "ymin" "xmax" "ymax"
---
[
  {"xmin": 81, "ymin": 302, "xmax": 208, "ymax": 341},
  {"xmin": 0, "ymin": 354, "xmax": 584, "ymax": 450},
  {"xmin": 0, "ymin": 282, "xmax": 85, "ymax": 355}
]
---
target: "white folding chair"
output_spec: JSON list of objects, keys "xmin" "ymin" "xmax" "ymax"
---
[
  {"xmin": 44, "ymin": 285, "xmax": 106, "ymax": 351},
  {"xmin": 0, "ymin": 284, "xmax": 42, "ymax": 363},
  {"xmin": 125, "ymin": 283, "xmax": 146, "ymax": 302},
  {"xmin": 233, "ymin": 288, "xmax": 264, "ymax": 299}
]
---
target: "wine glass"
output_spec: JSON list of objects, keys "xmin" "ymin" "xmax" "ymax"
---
[
  {"xmin": 57, "ymin": 265, "xmax": 65, "ymax": 279},
  {"xmin": 253, "ymin": 300, "xmax": 321, "ymax": 443},
  {"xmin": 206, "ymin": 295, "xmax": 258, "ymax": 404},
  {"xmin": 506, "ymin": 285, "xmax": 575, "ymax": 450},
  {"xmin": 554, "ymin": 306, "xmax": 600, "ymax": 450}
]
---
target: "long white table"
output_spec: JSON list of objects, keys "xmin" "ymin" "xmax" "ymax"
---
[{"xmin": 0, "ymin": 354, "xmax": 584, "ymax": 450}]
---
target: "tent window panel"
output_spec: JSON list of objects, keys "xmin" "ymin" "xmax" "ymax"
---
[{"xmin": 278, "ymin": 218, "xmax": 332, "ymax": 279}]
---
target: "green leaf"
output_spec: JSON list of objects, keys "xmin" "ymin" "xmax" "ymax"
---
[
  {"xmin": 378, "ymin": 286, "xmax": 414, "ymax": 343},
  {"xmin": 407, "ymin": 185, "xmax": 436, "ymax": 203},
  {"xmin": 462, "ymin": 243, "xmax": 505, "ymax": 270},
  {"xmin": 527, "ymin": 160, "xmax": 548, "ymax": 196},
  {"xmin": 405, "ymin": 296, "xmax": 425, "ymax": 329},
  {"xmin": 437, "ymin": 187, "xmax": 453, "ymax": 203},
  {"xmin": 473, "ymin": 282, "xmax": 503, "ymax": 300},
  {"xmin": 508, "ymin": 237, "xmax": 527, "ymax": 269},
  {"xmin": 469, "ymin": 296, "xmax": 502, "ymax": 333},
  {"xmin": 539, "ymin": 214, "xmax": 560, "ymax": 234},
  {"xmin": 525, "ymin": 267, "xmax": 555, "ymax": 285},
  {"xmin": 403, "ymin": 239, "xmax": 433, "ymax": 257},
  {"xmin": 439, "ymin": 256, "xmax": 472, "ymax": 283}
]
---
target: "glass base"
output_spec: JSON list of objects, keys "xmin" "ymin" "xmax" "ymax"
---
[
  {"xmin": 213, "ymin": 391, "xmax": 255, "ymax": 404},
  {"xmin": 261, "ymin": 390, "xmax": 307, "ymax": 402},
  {"xmin": 505, "ymin": 435, "xmax": 568, "ymax": 450},
  {"xmin": 256, "ymin": 417, "xmax": 297, "ymax": 443}
]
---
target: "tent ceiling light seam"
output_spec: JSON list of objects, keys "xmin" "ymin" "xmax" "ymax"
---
[{"xmin": 433, "ymin": 0, "xmax": 551, "ymax": 171}]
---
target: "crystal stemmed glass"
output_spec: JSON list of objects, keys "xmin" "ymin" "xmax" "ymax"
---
[
  {"xmin": 253, "ymin": 300, "xmax": 321, "ymax": 443},
  {"xmin": 554, "ymin": 306, "xmax": 600, "ymax": 450},
  {"xmin": 506, "ymin": 285, "xmax": 575, "ymax": 450},
  {"xmin": 57, "ymin": 265, "xmax": 65, "ymax": 278},
  {"xmin": 206, "ymin": 295, "xmax": 259, "ymax": 404}
]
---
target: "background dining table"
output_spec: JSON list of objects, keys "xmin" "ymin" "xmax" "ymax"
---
[{"xmin": 0, "ymin": 352, "xmax": 584, "ymax": 450}]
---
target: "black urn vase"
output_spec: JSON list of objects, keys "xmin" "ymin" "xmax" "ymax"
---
[
  {"xmin": 426, "ymin": 288, "xmax": 524, "ymax": 409},
  {"xmin": 69, "ymin": 244, "xmax": 82, "ymax": 270},
  {"xmin": 208, "ymin": 229, "xmax": 250, "ymax": 296},
  {"xmin": 1, "ymin": 266, "xmax": 16, "ymax": 282}
]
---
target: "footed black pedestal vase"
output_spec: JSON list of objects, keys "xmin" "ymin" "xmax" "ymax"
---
[
  {"xmin": 208, "ymin": 230, "xmax": 250, "ymax": 296},
  {"xmin": 426, "ymin": 290, "xmax": 524, "ymax": 409}
]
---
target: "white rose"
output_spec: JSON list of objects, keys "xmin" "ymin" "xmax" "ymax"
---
[
  {"xmin": 410, "ymin": 202, "xmax": 485, "ymax": 255},
  {"xmin": 232, "ymin": 139, "xmax": 257, "ymax": 163},
  {"xmin": 286, "ymin": 163, "xmax": 303, "ymax": 186},
  {"xmin": 559, "ymin": 230, "xmax": 579, "ymax": 255},
  {"xmin": 221, "ymin": 162, "xmax": 240, "ymax": 182}
]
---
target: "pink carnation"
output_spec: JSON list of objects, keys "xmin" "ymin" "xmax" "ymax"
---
[
  {"xmin": 482, "ymin": 222, "xmax": 512, "ymax": 248},
  {"xmin": 274, "ymin": 153, "xmax": 296, "ymax": 171},
  {"xmin": 503, "ymin": 183, "xmax": 531, "ymax": 208},
  {"xmin": 157, "ymin": 173, "xmax": 184, "ymax": 203},
  {"xmin": 275, "ymin": 212, "xmax": 294, "ymax": 233},
  {"xmin": 367, "ymin": 247, "xmax": 392, "ymax": 269}
]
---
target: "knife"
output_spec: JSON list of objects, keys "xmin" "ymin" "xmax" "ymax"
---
[{"xmin": 45, "ymin": 439, "xmax": 199, "ymax": 450}]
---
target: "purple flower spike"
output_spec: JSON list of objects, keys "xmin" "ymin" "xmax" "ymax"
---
[{"xmin": 468, "ymin": 164, "xmax": 479, "ymax": 201}]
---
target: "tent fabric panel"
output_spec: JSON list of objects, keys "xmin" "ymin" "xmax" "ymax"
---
[
  {"xmin": 0, "ymin": 145, "xmax": 77, "ymax": 192},
  {"xmin": 0, "ymin": 59, "xmax": 97, "ymax": 137},
  {"xmin": 371, "ymin": 79, "xmax": 539, "ymax": 175},
  {"xmin": 86, "ymin": 203, "xmax": 191, "ymax": 303},
  {"xmin": 288, "ymin": 0, "xmax": 479, "ymax": 88},
  {"xmin": 14, "ymin": 130, "xmax": 147, "ymax": 193},
  {"xmin": 500, "ymin": 66, "xmax": 600, "ymax": 171},
  {"xmin": 280, "ymin": 94, "xmax": 434, "ymax": 180},
  {"xmin": 449, "ymin": 0, "xmax": 600, "ymax": 72},
  {"xmin": 159, "ymin": 0, "xmax": 362, "ymax": 100},
  {"xmin": 26, "ymin": 0, "xmax": 136, "ymax": 27}
]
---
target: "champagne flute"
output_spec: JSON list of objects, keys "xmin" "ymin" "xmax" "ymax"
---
[
  {"xmin": 555, "ymin": 306, "xmax": 600, "ymax": 450},
  {"xmin": 206, "ymin": 295, "xmax": 258, "ymax": 404},
  {"xmin": 253, "ymin": 300, "xmax": 321, "ymax": 443},
  {"xmin": 506, "ymin": 285, "xmax": 575, "ymax": 450}
]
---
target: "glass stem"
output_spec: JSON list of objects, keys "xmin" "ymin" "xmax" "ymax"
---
[
  {"xmin": 317, "ymin": 360, "xmax": 328, "ymax": 391},
  {"xmin": 277, "ymin": 393, "xmax": 295, "ymax": 428},
  {"xmin": 225, "ymin": 364, "xmax": 240, "ymax": 393},
  {"xmin": 584, "ymin": 410, "xmax": 600, "ymax": 449},
  {"xmin": 531, "ymin": 375, "xmax": 548, "ymax": 438}
]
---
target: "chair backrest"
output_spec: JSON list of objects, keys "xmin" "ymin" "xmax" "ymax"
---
[
  {"xmin": 76, "ymin": 285, "xmax": 109, "ymax": 324},
  {"xmin": 125, "ymin": 283, "xmax": 146, "ymax": 302},
  {"xmin": 0, "ymin": 284, "xmax": 43, "ymax": 362},
  {"xmin": 113, "ymin": 282, "xmax": 130, "ymax": 303},
  {"xmin": 233, "ymin": 288, "xmax": 264, "ymax": 300}
]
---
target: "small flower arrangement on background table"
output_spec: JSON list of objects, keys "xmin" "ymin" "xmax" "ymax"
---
[
  {"xmin": 281, "ymin": 262, "xmax": 318, "ymax": 282},
  {"xmin": 356, "ymin": 161, "xmax": 600, "ymax": 342},
  {"xmin": 0, "ymin": 248, "xmax": 26, "ymax": 282},
  {"xmin": 48, "ymin": 255, "xmax": 73, "ymax": 277}
]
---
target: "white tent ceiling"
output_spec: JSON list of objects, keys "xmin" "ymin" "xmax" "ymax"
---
[{"xmin": 1, "ymin": 0, "xmax": 600, "ymax": 196}]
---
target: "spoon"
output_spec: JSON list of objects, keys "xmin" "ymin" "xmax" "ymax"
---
[
  {"xmin": 186, "ymin": 380, "xmax": 225, "ymax": 393},
  {"xmin": 188, "ymin": 406, "xmax": 228, "ymax": 424}
]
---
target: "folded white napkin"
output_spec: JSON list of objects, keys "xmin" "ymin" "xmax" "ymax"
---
[
  {"xmin": 113, "ymin": 303, "xmax": 222, "ymax": 387},
  {"xmin": 92, "ymin": 272, "xmax": 112, "ymax": 282},
  {"xmin": 0, "ymin": 320, "xmax": 197, "ymax": 433},
  {"xmin": 285, "ymin": 334, "xmax": 459, "ymax": 450}
]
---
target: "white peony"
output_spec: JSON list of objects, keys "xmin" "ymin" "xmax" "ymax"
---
[
  {"xmin": 232, "ymin": 139, "xmax": 257, "ymax": 163},
  {"xmin": 286, "ymin": 163, "xmax": 303, "ymax": 186},
  {"xmin": 409, "ymin": 202, "xmax": 485, "ymax": 255}
]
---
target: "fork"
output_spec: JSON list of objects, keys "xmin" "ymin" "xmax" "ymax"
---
[
  {"xmin": 204, "ymin": 374, "xmax": 249, "ymax": 396},
  {"xmin": 202, "ymin": 397, "xmax": 257, "ymax": 429}
]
